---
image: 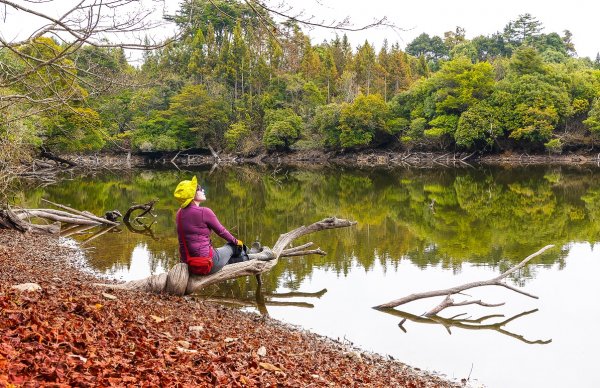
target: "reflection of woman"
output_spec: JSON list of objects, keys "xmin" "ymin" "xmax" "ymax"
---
[{"xmin": 174, "ymin": 176, "xmax": 246, "ymax": 274}]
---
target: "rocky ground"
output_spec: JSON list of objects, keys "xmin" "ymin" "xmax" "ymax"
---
[{"xmin": 0, "ymin": 229, "xmax": 463, "ymax": 387}]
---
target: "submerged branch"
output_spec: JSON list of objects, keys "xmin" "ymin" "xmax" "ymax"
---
[{"xmin": 374, "ymin": 245, "xmax": 554, "ymax": 310}]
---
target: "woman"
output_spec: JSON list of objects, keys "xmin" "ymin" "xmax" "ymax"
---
[{"xmin": 173, "ymin": 176, "xmax": 246, "ymax": 275}]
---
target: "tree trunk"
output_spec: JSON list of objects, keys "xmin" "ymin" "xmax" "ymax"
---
[{"xmin": 96, "ymin": 217, "xmax": 356, "ymax": 296}]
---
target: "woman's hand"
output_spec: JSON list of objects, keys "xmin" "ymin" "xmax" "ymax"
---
[{"xmin": 236, "ymin": 239, "xmax": 243, "ymax": 246}]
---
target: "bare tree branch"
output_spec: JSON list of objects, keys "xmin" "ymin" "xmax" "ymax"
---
[
  {"xmin": 96, "ymin": 217, "xmax": 356, "ymax": 295},
  {"xmin": 374, "ymin": 245, "xmax": 555, "ymax": 310}
]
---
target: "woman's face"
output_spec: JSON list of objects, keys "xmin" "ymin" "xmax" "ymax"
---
[{"xmin": 194, "ymin": 186, "xmax": 206, "ymax": 202}]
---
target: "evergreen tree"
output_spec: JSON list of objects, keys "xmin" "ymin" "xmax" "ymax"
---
[{"xmin": 354, "ymin": 40, "xmax": 376, "ymax": 94}]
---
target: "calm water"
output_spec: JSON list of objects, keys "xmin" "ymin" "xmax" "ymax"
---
[{"xmin": 20, "ymin": 165, "xmax": 600, "ymax": 388}]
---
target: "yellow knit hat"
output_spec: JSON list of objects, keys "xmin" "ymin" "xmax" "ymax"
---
[{"xmin": 174, "ymin": 176, "xmax": 197, "ymax": 208}]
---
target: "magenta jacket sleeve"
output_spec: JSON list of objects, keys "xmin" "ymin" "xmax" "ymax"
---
[{"xmin": 203, "ymin": 208, "xmax": 238, "ymax": 244}]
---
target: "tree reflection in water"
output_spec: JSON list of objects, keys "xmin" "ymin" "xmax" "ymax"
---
[
  {"xmin": 202, "ymin": 285, "xmax": 328, "ymax": 317},
  {"xmin": 378, "ymin": 308, "xmax": 552, "ymax": 345}
]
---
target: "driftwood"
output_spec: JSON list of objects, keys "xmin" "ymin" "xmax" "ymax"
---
[
  {"xmin": 1, "ymin": 198, "xmax": 124, "ymax": 235},
  {"xmin": 96, "ymin": 217, "xmax": 356, "ymax": 296},
  {"xmin": 207, "ymin": 145, "xmax": 221, "ymax": 162},
  {"xmin": 0, "ymin": 205, "xmax": 61, "ymax": 234},
  {"xmin": 123, "ymin": 219, "xmax": 158, "ymax": 240},
  {"xmin": 41, "ymin": 199, "xmax": 118, "ymax": 226},
  {"xmin": 374, "ymin": 245, "xmax": 555, "ymax": 314},
  {"xmin": 15, "ymin": 209, "xmax": 101, "ymax": 225},
  {"xmin": 40, "ymin": 150, "xmax": 77, "ymax": 167},
  {"xmin": 60, "ymin": 224, "xmax": 98, "ymax": 238},
  {"xmin": 124, "ymin": 200, "xmax": 157, "ymax": 223},
  {"xmin": 121, "ymin": 200, "xmax": 159, "ymax": 239},
  {"xmin": 81, "ymin": 225, "xmax": 118, "ymax": 246},
  {"xmin": 105, "ymin": 210, "xmax": 123, "ymax": 222}
]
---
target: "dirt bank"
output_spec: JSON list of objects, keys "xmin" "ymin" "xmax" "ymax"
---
[{"xmin": 0, "ymin": 230, "xmax": 463, "ymax": 387}]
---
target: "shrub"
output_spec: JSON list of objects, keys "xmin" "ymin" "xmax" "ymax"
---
[
  {"xmin": 544, "ymin": 138, "xmax": 563, "ymax": 154},
  {"xmin": 224, "ymin": 121, "xmax": 251, "ymax": 151},
  {"xmin": 262, "ymin": 108, "xmax": 303, "ymax": 150}
]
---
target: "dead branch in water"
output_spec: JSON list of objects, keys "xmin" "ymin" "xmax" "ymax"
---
[
  {"xmin": 374, "ymin": 245, "xmax": 555, "ymax": 314},
  {"xmin": 96, "ymin": 217, "xmax": 356, "ymax": 296},
  {"xmin": 41, "ymin": 199, "xmax": 118, "ymax": 226},
  {"xmin": 124, "ymin": 200, "xmax": 158, "ymax": 223}
]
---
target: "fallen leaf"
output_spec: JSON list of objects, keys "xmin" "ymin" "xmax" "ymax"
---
[
  {"xmin": 150, "ymin": 315, "xmax": 165, "ymax": 323},
  {"xmin": 102, "ymin": 293, "xmax": 117, "ymax": 300},
  {"xmin": 11, "ymin": 283, "xmax": 42, "ymax": 292},
  {"xmin": 259, "ymin": 362, "xmax": 281, "ymax": 372},
  {"xmin": 177, "ymin": 347, "xmax": 198, "ymax": 354},
  {"xmin": 257, "ymin": 346, "xmax": 267, "ymax": 357},
  {"xmin": 68, "ymin": 354, "xmax": 88, "ymax": 363}
]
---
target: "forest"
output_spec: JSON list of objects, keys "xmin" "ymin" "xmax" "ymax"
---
[{"xmin": 2, "ymin": 0, "xmax": 600, "ymax": 168}]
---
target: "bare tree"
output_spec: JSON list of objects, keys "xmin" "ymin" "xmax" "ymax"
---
[
  {"xmin": 0, "ymin": 0, "xmax": 175, "ymax": 116},
  {"xmin": 0, "ymin": 0, "xmax": 178, "ymax": 181}
]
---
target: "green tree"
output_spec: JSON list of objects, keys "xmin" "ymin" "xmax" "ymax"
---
[
  {"xmin": 41, "ymin": 108, "xmax": 105, "ymax": 151},
  {"xmin": 503, "ymin": 13, "xmax": 544, "ymax": 51},
  {"xmin": 455, "ymin": 102, "xmax": 502, "ymax": 149},
  {"xmin": 339, "ymin": 94, "xmax": 389, "ymax": 148},
  {"xmin": 262, "ymin": 108, "xmax": 303, "ymax": 150},
  {"xmin": 583, "ymin": 98, "xmax": 600, "ymax": 133},
  {"xmin": 509, "ymin": 46, "xmax": 546, "ymax": 75},
  {"xmin": 444, "ymin": 27, "xmax": 466, "ymax": 50},
  {"xmin": 224, "ymin": 121, "xmax": 252, "ymax": 151},
  {"xmin": 406, "ymin": 33, "xmax": 449, "ymax": 62},
  {"xmin": 187, "ymin": 28, "xmax": 207, "ymax": 82},
  {"xmin": 319, "ymin": 47, "xmax": 338, "ymax": 102},
  {"xmin": 311, "ymin": 103, "xmax": 343, "ymax": 148},
  {"xmin": 169, "ymin": 84, "xmax": 229, "ymax": 147},
  {"xmin": 354, "ymin": 40, "xmax": 377, "ymax": 94}
]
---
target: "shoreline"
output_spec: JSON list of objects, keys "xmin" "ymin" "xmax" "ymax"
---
[
  {"xmin": 0, "ymin": 229, "xmax": 465, "ymax": 387},
  {"xmin": 54, "ymin": 150, "xmax": 600, "ymax": 171}
]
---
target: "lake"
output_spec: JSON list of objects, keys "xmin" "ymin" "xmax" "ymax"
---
[{"xmin": 20, "ymin": 165, "xmax": 600, "ymax": 387}]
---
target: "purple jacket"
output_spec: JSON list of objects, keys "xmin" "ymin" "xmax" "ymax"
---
[{"xmin": 176, "ymin": 205, "xmax": 237, "ymax": 260}]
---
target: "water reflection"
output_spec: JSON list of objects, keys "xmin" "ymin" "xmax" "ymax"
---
[
  {"xmin": 16, "ymin": 165, "xmax": 600, "ymax": 387},
  {"xmin": 18, "ymin": 165, "xmax": 600, "ymax": 288},
  {"xmin": 201, "ymin": 284, "xmax": 328, "ymax": 317},
  {"xmin": 379, "ymin": 308, "xmax": 552, "ymax": 345}
]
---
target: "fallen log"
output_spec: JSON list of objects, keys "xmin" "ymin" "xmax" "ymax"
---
[
  {"xmin": 40, "ymin": 150, "xmax": 77, "ymax": 167},
  {"xmin": 374, "ymin": 245, "xmax": 555, "ymax": 313},
  {"xmin": 41, "ymin": 198, "xmax": 118, "ymax": 226},
  {"xmin": 96, "ymin": 217, "xmax": 356, "ymax": 296},
  {"xmin": 2, "ymin": 198, "xmax": 124, "ymax": 235},
  {"xmin": 14, "ymin": 209, "xmax": 101, "ymax": 225},
  {"xmin": 0, "ymin": 205, "xmax": 61, "ymax": 235}
]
